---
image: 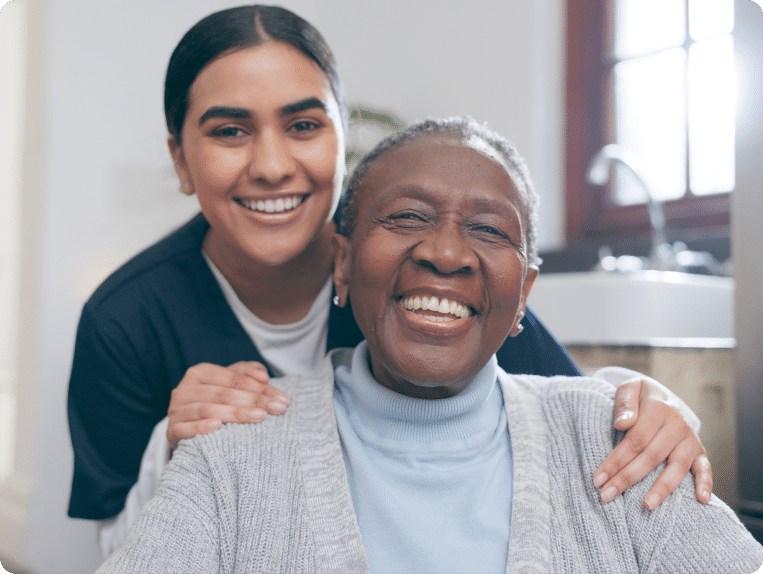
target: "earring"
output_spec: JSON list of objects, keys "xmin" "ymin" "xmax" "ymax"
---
[
  {"xmin": 333, "ymin": 295, "xmax": 341, "ymax": 307},
  {"xmin": 510, "ymin": 310, "xmax": 525, "ymax": 337}
]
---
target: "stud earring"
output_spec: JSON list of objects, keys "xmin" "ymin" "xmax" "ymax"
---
[
  {"xmin": 510, "ymin": 310, "xmax": 525, "ymax": 337},
  {"xmin": 333, "ymin": 295, "xmax": 341, "ymax": 307}
]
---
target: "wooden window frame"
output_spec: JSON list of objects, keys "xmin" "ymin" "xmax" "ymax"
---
[{"xmin": 565, "ymin": 0, "xmax": 731, "ymax": 247}]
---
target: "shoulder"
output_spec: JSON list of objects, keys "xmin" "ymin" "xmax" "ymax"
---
[
  {"xmin": 499, "ymin": 372, "xmax": 618, "ymax": 469},
  {"xmin": 176, "ymin": 369, "xmax": 336, "ymax": 466},
  {"xmin": 84, "ymin": 213, "xmax": 208, "ymax": 313},
  {"xmin": 502, "ymin": 372, "xmax": 615, "ymax": 414}
]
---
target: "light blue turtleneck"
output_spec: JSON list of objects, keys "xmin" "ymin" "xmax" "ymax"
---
[{"xmin": 333, "ymin": 341, "xmax": 512, "ymax": 574}]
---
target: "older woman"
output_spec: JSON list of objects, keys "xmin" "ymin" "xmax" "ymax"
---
[{"xmin": 99, "ymin": 117, "xmax": 762, "ymax": 573}]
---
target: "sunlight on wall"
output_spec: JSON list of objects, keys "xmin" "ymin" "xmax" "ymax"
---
[{"xmin": 0, "ymin": 0, "xmax": 26, "ymax": 481}]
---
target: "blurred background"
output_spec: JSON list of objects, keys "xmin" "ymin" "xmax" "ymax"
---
[{"xmin": 1, "ymin": 0, "xmax": 761, "ymax": 571}]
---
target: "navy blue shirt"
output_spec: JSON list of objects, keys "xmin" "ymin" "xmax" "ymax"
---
[{"xmin": 67, "ymin": 213, "xmax": 579, "ymax": 519}]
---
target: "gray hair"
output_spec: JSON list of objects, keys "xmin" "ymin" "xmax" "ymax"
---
[{"xmin": 337, "ymin": 116, "xmax": 542, "ymax": 267}]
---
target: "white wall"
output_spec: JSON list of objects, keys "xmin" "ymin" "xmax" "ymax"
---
[{"xmin": 0, "ymin": 0, "xmax": 565, "ymax": 571}]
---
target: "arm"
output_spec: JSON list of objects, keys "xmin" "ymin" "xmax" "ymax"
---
[
  {"xmin": 593, "ymin": 367, "xmax": 712, "ymax": 510},
  {"xmin": 68, "ymin": 302, "xmax": 286, "ymax": 523},
  {"xmin": 98, "ymin": 418, "xmax": 171, "ymax": 559},
  {"xmin": 497, "ymin": 309, "xmax": 711, "ymax": 509},
  {"xmin": 67, "ymin": 305, "xmax": 166, "ymax": 520},
  {"xmin": 98, "ymin": 362, "xmax": 288, "ymax": 557},
  {"xmin": 621, "ymin": 463, "xmax": 763, "ymax": 573},
  {"xmin": 96, "ymin": 439, "xmax": 221, "ymax": 573}
]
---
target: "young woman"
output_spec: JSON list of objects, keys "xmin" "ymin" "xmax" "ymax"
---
[
  {"xmin": 67, "ymin": 4, "xmax": 710, "ymax": 555},
  {"xmin": 97, "ymin": 117, "xmax": 761, "ymax": 573}
]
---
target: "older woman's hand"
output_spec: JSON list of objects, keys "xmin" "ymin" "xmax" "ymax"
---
[
  {"xmin": 167, "ymin": 361, "xmax": 289, "ymax": 450},
  {"xmin": 594, "ymin": 377, "xmax": 712, "ymax": 509}
]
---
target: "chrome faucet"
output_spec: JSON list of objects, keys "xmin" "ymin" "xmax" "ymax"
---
[
  {"xmin": 585, "ymin": 144, "xmax": 729, "ymax": 275},
  {"xmin": 586, "ymin": 144, "xmax": 670, "ymax": 270}
]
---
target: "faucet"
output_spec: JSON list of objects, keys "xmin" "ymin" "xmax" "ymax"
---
[{"xmin": 586, "ymin": 144, "xmax": 670, "ymax": 270}]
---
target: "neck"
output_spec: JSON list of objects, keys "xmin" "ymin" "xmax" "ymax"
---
[{"xmin": 203, "ymin": 223, "xmax": 335, "ymax": 325}]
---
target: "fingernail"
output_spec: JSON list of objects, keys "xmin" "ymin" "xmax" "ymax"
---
[
  {"xmin": 615, "ymin": 411, "xmax": 634, "ymax": 424},
  {"xmin": 209, "ymin": 420, "xmax": 222, "ymax": 431},
  {"xmin": 601, "ymin": 486, "xmax": 618, "ymax": 503},
  {"xmin": 644, "ymin": 494, "xmax": 659, "ymax": 510},
  {"xmin": 700, "ymin": 489, "xmax": 710, "ymax": 501},
  {"xmin": 593, "ymin": 472, "xmax": 608, "ymax": 488},
  {"xmin": 268, "ymin": 401, "xmax": 287, "ymax": 415},
  {"xmin": 249, "ymin": 409, "xmax": 266, "ymax": 422},
  {"xmin": 275, "ymin": 393, "xmax": 290, "ymax": 404}
]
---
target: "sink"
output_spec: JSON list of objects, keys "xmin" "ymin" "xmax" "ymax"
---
[{"xmin": 526, "ymin": 271, "xmax": 734, "ymax": 345}]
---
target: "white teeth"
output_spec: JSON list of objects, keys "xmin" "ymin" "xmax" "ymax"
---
[
  {"xmin": 400, "ymin": 295, "xmax": 472, "ymax": 319},
  {"xmin": 238, "ymin": 195, "xmax": 304, "ymax": 213}
]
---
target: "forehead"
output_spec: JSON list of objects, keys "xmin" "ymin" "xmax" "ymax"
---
[
  {"xmin": 188, "ymin": 41, "xmax": 332, "ymax": 110},
  {"xmin": 360, "ymin": 134, "xmax": 525, "ymax": 212}
]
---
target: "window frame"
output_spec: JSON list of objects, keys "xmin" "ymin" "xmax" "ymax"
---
[{"xmin": 565, "ymin": 0, "xmax": 731, "ymax": 246}]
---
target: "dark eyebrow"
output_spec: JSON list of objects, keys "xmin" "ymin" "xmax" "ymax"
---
[
  {"xmin": 198, "ymin": 106, "xmax": 251, "ymax": 125},
  {"xmin": 279, "ymin": 97, "xmax": 326, "ymax": 117},
  {"xmin": 198, "ymin": 98, "xmax": 327, "ymax": 126}
]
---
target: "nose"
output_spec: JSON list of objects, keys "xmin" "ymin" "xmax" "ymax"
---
[
  {"xmin": 248, "ymin": 130, "xmax": 296, "ymax": 185},
  {"xmin": 412, "ymin": 221, "xmax": 479, "ymax": 275}
]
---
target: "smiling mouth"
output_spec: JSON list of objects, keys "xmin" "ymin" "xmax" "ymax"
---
[
  {"xmin": 400, "ymin": 295, "xmax": 473, "ymax": 321},
  {"xmin": 234, "ymin": 195, "xmax": 306, "ymax": 214}
]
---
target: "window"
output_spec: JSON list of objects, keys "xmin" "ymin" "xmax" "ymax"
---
[{"xmin": 566, "ymin": 0, "xmax": 734, "ymax": 246}]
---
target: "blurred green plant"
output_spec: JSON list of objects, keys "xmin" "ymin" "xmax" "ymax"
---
[{"xmin": 344, "ymin": 107, "xmax": 406, "ymax": 187}]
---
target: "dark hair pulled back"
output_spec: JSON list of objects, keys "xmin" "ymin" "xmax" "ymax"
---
[{"xmin": 164, "ymin": 5, "xmax": 347, "ymax": 144}]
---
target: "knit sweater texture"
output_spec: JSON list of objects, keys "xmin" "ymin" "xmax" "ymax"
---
[{"xmin": 99, "ymin": 348, "xmax": 763, "ymax": 574}]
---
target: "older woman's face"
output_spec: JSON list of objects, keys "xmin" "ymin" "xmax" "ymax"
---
[{"xmin": 333, "ymin": 135, "xmax": 537, "ymax": 398}]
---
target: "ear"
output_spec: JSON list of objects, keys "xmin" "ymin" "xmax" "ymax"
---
[
  {"xmin": 331, "ymin": 233, "xmax": 351, "ymax": 307},
  {"xmin": 168, "ymin": 135, "xmax": 194, "ymax": 195},
  {"xmin": 510, "ymin": 266, "xmax": 538, "ymax": 337}
]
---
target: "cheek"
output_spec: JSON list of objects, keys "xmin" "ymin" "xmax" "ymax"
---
[
  {"xmin": 193, "ymin": 146, "xmax": 249, "ymax": 191},
  {"xmin": 348, "ymin": 240, "xmax": 401, "ymax": 318},
  {"xmin": 300, "ymin": 136, "xmax": 339, "ymax": 186},
  {"xmin": 485, "ymin": 255, "xmax": 527, "ymax": 311}
]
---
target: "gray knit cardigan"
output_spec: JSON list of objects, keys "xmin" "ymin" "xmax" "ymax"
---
[{"xmin": 99, "ymin": 349, "xmax": 763, "ymax": 573}]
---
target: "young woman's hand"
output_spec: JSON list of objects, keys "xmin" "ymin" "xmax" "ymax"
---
[
  {"xmin": 594, "ymin": 377, "xmax": 712, "ymax": 509},
  {"xmin": 166, "ymin": 361, "xmax": 289, "ymax": 450}
]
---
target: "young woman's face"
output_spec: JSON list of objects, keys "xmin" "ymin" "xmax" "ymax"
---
[
  {"xmin": 333, "ymin": 135, "xmax": 537, "ymax": 398},
  {"xmin": 170, "ymin": 41, "xmax": 344, "ymax": 269}
]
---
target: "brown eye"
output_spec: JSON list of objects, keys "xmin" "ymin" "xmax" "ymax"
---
[
  {"xmin": 211, "ymin": 126, "xmax": 247, "ymax": 138},
  {"xmin": 290, "ymin": 120, "xmax": 320, "ymax": 133}
]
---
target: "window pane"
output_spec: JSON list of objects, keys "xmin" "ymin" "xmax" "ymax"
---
[
  {"xmin": 689, "ymin": 0, "xmax": 734, "ymax": 41},
  {"xmin": 614, "ymin": 49, "xmax": 687, "ymax": 204},
  {"xmin": 615, "ymin": 0, "xmax": 685, "ymax": 58},
  {"xmin": 689, "ymin": 35, "xmax": 735, "ymax": 195}
]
